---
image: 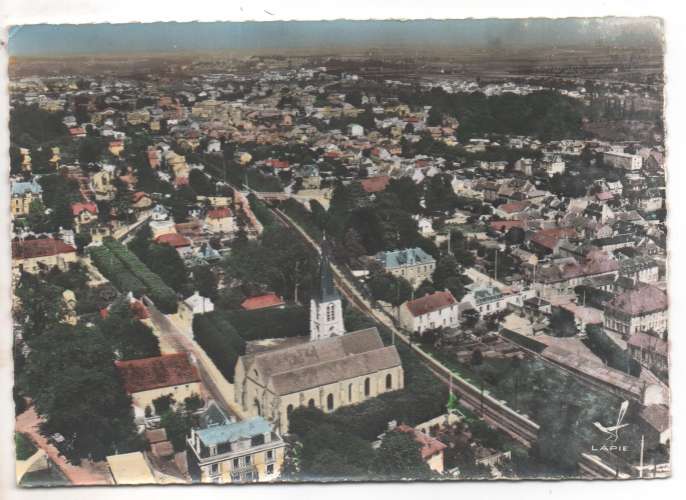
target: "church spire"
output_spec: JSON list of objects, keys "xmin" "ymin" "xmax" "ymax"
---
[{"xmin": 316, "ymin": 234, "xmax": 339, "ymax": 302}]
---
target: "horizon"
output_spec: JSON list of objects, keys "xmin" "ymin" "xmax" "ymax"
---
[{"xmin": 8, "ymin": 17, "xmax": 664, "ymax": 57}]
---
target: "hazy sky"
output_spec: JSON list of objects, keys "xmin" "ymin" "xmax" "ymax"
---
[{"xmin": 9, "ymin": 18, "xmax": 663, "ymax": 56}]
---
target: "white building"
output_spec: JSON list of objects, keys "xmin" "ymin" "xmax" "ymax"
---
[
  {"xmin": 603, "ymin": 151, "xmax": 643, "ymax": 171},
  {"xmin": 399, "ymin": 291, "xmax": 459, "ymax": 334}
]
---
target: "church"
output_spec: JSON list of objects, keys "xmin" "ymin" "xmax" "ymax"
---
[{"xmin": 233, "ymin": 242, "xmax": 405, "ymax": 434}]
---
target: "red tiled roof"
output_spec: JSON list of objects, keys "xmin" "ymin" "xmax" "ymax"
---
[
  {"xmin": 498, "ymin": 201, "xmax": 529, "ymax": 214},
  {"xmin": 395, "ymin": 424, "xmax": 447, "ymax": 460},
  {"xmin": 490, "ymin": 220, "xmax": 525, "ymax": 232},
  {"xmin": 207, "ymin": 207, "xmax": 232, "ymax": 219},
  {"xmin": 12, "ymin": 238, "xmax": 77, "ymax": 260},
  {"xmin": 405, "ymin": 291, "xmax": 457, "ymax": 317},
  {"xmin": 156, "ymin": 233, "xmax": 191, "ymax": 248},
  {"xmin": 360, "ymin": 175, "xmax": 391, "ymax": 193},
  {"xmin": 69, "ymin": 127, "xmax": 85, "ymax": 136},
  {"xmin": 530, "ymin": 227, "xmax": 577, "ymax": 251},
  {"xmin": 115, "ymin": 353, "xmax": 201, "ymax": 394},
  {"xmin": 241, "ymin": 293, "xmax": 285, "ymax": 311},
  {"xmin": 71, "ymin": 202, "xmax": 98, "ymax": 216}
]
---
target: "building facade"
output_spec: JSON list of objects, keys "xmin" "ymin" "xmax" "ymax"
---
[
  {"xmin": 187, "ymin": 402, "xmax": 285, "ymax": 484},
  {"xmin": 376, "ymin": 247, "xmax": 436, "ymax": 288},
  {"xmin": 399, "ymin": 290, "xmax": 460, "ymax": 334}
]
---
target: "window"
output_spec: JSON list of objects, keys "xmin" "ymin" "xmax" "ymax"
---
[
  {"xmin": 327, "ymin": 393, "xmax": 334, "ymax": 411},
  {"xmin": 348, "ymin": 383, "xmax": 353, "ymax": 402},
  {"xmin": 210, "ymin": 463, "xmax": 219, "ymax": 476},
  {"xmin": 308, "ymin": 398, "xmax": 315, "ymax": 408},
  {"xmin": 266, "ymin": 450, "xmax": 274, "ymax": 461},
  {"xmin": 267, "ymin": 464, "xmax": 274, "ymax": 475},
  {"xmin": 233, "ymin": 458, "xmax": 240, "ymax": 469},
  {"xmin": 364, "ymin": 377, "xmax": 371, "ymax": 396},
  {"xmin": 245, "ymin": 455, "xmax": 252, "ymax": 466},
  {"xmin": 326, "ymin": 303, "xmax": 335, "ymax": 321},
  {"xmin": 386, "ymin": 373, "xmax": 392, "ymax": 390},
  {"xmin": 231, "ymin": 472, "xmax": 240, "ymax": 482}
]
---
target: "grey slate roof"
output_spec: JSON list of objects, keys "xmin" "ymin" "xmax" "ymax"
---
[
  {"xmin": 376, "ymin": 247, "xmax": 435, "ymax": 269},
  {"xmin": 243, "ymin": 327, "xmax": 401, "ymax": 396}
]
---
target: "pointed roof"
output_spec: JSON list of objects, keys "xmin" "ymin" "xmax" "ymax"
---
[{"xmin": 316, "ymin": 236, "xmax": 339, "ymax": 303}]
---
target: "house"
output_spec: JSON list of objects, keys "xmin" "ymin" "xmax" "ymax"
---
[
  {"xmin": 529, "ymin": 227, "xmax": 578, "ymax": 255},
  {"xmin": 603, "ymin": 151, "xmax": 643, "ymax": 171},
  {"xmin": 399, "ymin": 290, "xmax": 460, "ymax": 334},
  {"xmin": 638, "ymin": 404, "xmax": 671, "ymax": 447},
  {"xmin": 494, "ymin": 201, "xmax": 529, "ymax": 220},
  {"xmin": 71, "ymin": 202, "xmax": 99, "ymax": 232},
  {"xmin": 178, "ymin": 292, "xmax": 215, "ymax": 328},
  {"xmin": 156, "ymin": 233, "xmax": 193, "ymax": 258},
  {"xmin": 347, "ymin": 123, "xmax": 364, "ymax": 137},
  {"xmin": 106, "ymin": 452, "xmax": 156, "ymax": 485},
  {"xmin": 539, "ymin": 155, "xmax": 565, "ymax": 177},
  {"xmin": 11, "ymin": 238, "xmax": 78, "ymax": 274},
  {"xmin": 392, "ymin": 423, "xmax": 447, "ymax": 473},
  {"xmin": 115, "ymin": 353, "xmax": 203, "ymax": 423},
  {"xmin": 241, "ymin": 293, "xmax": 285, "ymax": 311},
  {"xmin": 91, "ymin": 165, "xmax": 117, "ymax": 201},
  {"xmin": 461, "ymin": 286, "xmax": 535, "ymax": 317},
  {"xmin": 187, "ymin": 401, "xmax": 285, "ymax": 484},
  {"xmin": 205, "ymin": 207, "xmax": 234, "ymax": 234},
  {"xmin": 376, "ymin": 247, "xmax": 436, "ymax": 288},
  {"xmin": 619, "ymin": 256, "xmax": 659, "ymax": 284},
  {"xmin": 10, "ymin": 179, "xmax": 43, "ymax": 216},
  {"xmin": 108, "ymin": 140, "xmax": 125, "ymax": 156},
  {"xmin": 360, "ymin": 175, "xmax": 391, "ymax": 194},
  {"xmin": 234, "ymin": 327, "xmax": 404, "ymax": 434},
  {"xmin": 628, "ymin": 332, "xmax": 668, "ymax": 375},
  {"xmin": 603, "ymin": 282, "xmax": 668, "ymax": 339}
]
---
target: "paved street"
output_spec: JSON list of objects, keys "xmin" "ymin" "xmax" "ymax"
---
[{"xmin": 144, "ymin": 298, "xmax": 245, "ymax": 421}]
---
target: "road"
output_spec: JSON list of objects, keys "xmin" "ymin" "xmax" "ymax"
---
[
  {"xmin": 144, "ymin": 298, "xmax": 245, "ymax": 421},
  {"xmin": 15, "ymin": 406, "xmax": 111, "ymax": 486}
]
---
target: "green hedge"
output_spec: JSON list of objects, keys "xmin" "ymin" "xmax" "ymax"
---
[
  {"xmin": 220, "ymin": 306, "xmax": 308, "ymax": 341},
  {"xmin": 192, "ymin": 313, "xmax": 246, "ymax": 382},
  {"xmin": 89, "ymin": 239, "xmax": 178, "ymax": 313},
  {"xmin": 247, "ymin": 193, "xmax": 277, "ymax": 228}
]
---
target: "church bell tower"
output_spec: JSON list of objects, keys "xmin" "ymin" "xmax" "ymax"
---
[{"xmin": 310, "ymin": 237, "xmax": 345, "ymax": 341}]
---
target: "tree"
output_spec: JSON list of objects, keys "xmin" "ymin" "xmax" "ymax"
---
[
  {"xmin": 99, "ymin": 296, "xmax": 161, "ymax": 361},
  {"xmin": 23, "ymin": 325, "xmax": 141, "ymax": 462},
  {"xmin": 374, "ymin": 430, "xmax": 433, "ymax": 480},
  {"xmin": 424, "ymin": 174, "xmax": 457, "ymax": 213},
  {"xmin": 15, "ymin": 272, "xmax": 67, "ymax": 341},
  {"xmin": 160, "ymin": 409, "xmax": 191, "ymax": 452},
  {"xmin": 192, "ymin": 265, "xmax": 218, "ymax": 301},
  {"xmin": 78, "ymin": 136, "xmax": 105, "ymax": 165},
  {"xmin": 368, "ymin": 272, "xmax": 412, "ymax": 307},
  {"xmin": 188, "ymin": 169, "xmax": 215, "ymax": 196}
]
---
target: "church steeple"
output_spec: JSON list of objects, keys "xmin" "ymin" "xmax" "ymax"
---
[{"xmin": 310, "ymin": 235, "xmax": 345, "ymax": 341}]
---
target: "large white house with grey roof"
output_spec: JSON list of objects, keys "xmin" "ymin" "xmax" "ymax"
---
[
  {"xmin": 187, "ymin": 401, "xmax": 285, "ymax": 484},
  {"xmin": 376, "ymin": 247, "xmax": 436, "ymax": 288}
]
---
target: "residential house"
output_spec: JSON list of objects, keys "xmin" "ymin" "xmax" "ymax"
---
[
  {"xmin": 12, "ymin": 238, "xmax": 77, "ymax": 274},
  {"xmin": 603, "ymin": 282, "xmax": 668, "ymax": 339},
  {"xmin": 628, "ymin": 332, "xmax": 668, "ymax": 375},
  {"xmin": 376, "ymin": 247, "xmax": 436, "ymax": 288},
  {"xmin": 205, "ymin": 207, "xmax": 234, "ymax": 234},
  {"xmin": 399, "ymin": 290, "xmax": 460, "ymax": 334},
  {"xmin": 132, "ymin": 191, "xmax": 153, "ymax": 210},
  {"xmin": 71, "ymin": 202, "xmax": 99, "ymax": 232},
  {"xmin": 392, "ymin": 424, "xmax": 446, "ymax": 473},
  {"xmin": 115, "ymin": 353, "xmax": 204, "ymax": 424},
  {"xmin": 603, "ymin": 151, "xmax": 643, "ymax": 171},
  {"xmin": 10, "ymin": 179, "xmax": 43, "ymax": 216},
  {"xmin": 156, "ymin": 233, "xmax": 193, "ymax": 259},
  {"xmin": 187, "ymin": 402, "xmax": 285, "ymax": 484}
]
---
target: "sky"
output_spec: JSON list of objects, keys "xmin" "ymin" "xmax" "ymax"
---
[{"xmin": 8, "ymin": 18, "xmax": 664, "ymax": 57}]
